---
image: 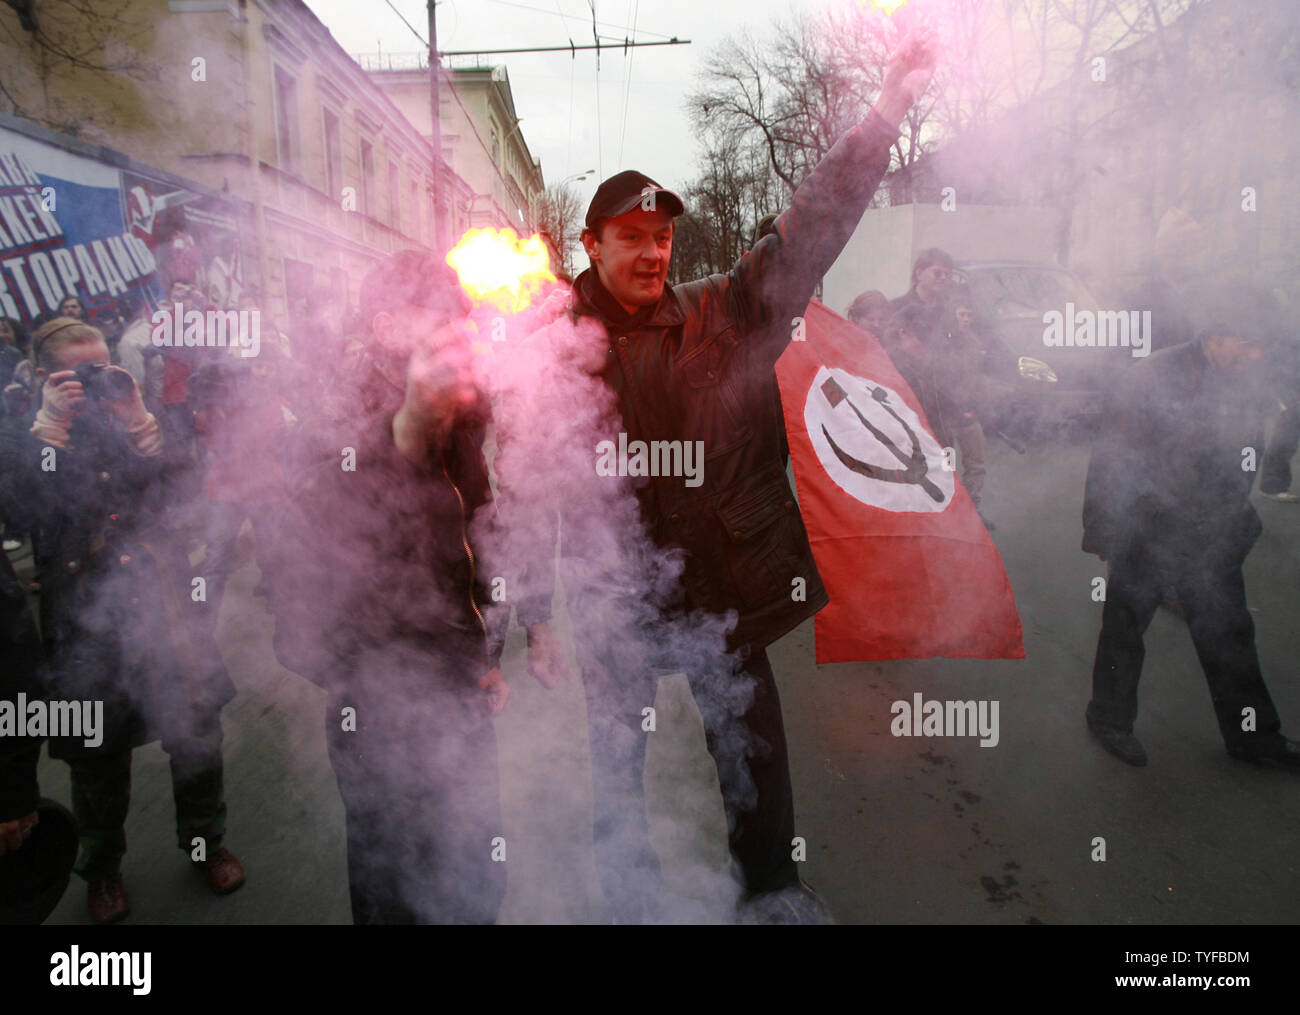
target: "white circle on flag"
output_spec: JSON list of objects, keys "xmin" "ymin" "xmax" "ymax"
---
[{"xmin": 803, "ymin": 365, "xmax": 954, "ymax": 513}]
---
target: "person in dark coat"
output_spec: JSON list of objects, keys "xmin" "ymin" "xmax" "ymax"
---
[
  {"xmin": 0, "ymin": 531, "xmax": 44, "ymax": 857},
  {"xmin": 269, "ymin": 250, "xmax": 559, "ymax": 924},
  {"xmin": 1081, "ymin": 295, "xmax": 1300, "ymax": 771},
  {"xmin": 0, "ymin": 524, "xmax": 78, "ymax": 925},
  {"xmin": 519, "ymin": 33, "xmax": 936, "ymax": 922},
  {"xmin": 1, "ymin": 317, "xmax": 242, "ymax": 923},
  {"xmin": 881, "ymin": 302, "xmax": 992, "ymax": 521},
  {"xmin": 889, "ymin": 247, "xmax": 955, "ymax": 345}
]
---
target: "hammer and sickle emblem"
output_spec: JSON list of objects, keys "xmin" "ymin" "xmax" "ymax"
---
[{"xmin": 819, "ymin": 377, "xmax": 945, "ymax": 503}]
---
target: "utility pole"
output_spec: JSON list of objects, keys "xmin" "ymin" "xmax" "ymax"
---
[{"xmin": 428, "ymin": 0, "xmax": 444, "ymax": 251}]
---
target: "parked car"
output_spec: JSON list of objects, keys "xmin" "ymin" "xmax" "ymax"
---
[{"xmin": 954, "ymin": 261, "xmax": 1132, "ymax": 440}]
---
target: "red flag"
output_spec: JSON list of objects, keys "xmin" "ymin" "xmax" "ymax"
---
[{"xmin": 776, "ymin": 300, "xmax": 1025, "ymax": 662}]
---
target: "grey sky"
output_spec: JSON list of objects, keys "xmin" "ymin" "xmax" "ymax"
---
[{"xmin": 303, "ymin": 0, "xmax": 843, "ymax": 210}]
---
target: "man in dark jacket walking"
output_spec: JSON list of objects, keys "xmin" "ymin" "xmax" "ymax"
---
[
  {"xmin": 1082, "ymin": 297, "xmax": 1300, "ymax": 771},
  {"xmin": 541, "ymin": 33, "xmax": 936, "ymax": 921}
]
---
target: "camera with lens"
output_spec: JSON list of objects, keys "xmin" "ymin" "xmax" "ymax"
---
[{"xmin": 71, "ymin": 361, "xmax": 136, "ymax": 402}]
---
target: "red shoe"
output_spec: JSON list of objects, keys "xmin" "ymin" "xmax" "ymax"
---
[
  {"xmin": 195, "ymin": 847, "xmax": 245, "ymax": 895},
  {"xmin": 87, "ymin": 873, "xmax": 130, "ymax": 924}
]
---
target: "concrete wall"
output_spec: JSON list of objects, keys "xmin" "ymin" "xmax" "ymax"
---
[{"xmin": 822, "ymin": 204, "xmax": 1063, "ymax": 316}]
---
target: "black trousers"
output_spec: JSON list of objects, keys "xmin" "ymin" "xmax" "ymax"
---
[
  {"xmin": 1088, "ymin": 551, "xmax": 1284, "ymax": 753},
  {"xmin": 324, "ymin": 647, "xmax": 504, "ymax": 925},
  {"xmin": 582, "ymin": 643, "xmax": 798, "ymax": 921},
  {"xmin": 67, "ymin": 711, "xmax": 227, "ymax": 881}
]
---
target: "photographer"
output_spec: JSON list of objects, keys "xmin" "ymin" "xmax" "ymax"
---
[{"xmin": 1, "ymin": 317, "xmax": 243, "ymax": 923}]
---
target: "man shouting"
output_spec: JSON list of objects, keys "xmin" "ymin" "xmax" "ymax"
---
[{"xmin": 543, "ymin": 33, "xmax": 936, "ymax": 922}]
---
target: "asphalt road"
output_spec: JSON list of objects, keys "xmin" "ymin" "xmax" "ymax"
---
[{"xmin": 32, "ymin": 435, "xmax": 1300, "ymax": 924}]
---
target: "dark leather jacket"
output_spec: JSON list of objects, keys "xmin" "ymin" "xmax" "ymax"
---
[
  {"xmin": 270, "ymin": 353, "xmax": 508, "ymax": 694},
  {"xmin": 1082, "ymin": 339, "xmax": 1267, "ymax": 571},
  {"xmin": 569, "ymin": 110, "xmax": 899, "ymax": 648}
]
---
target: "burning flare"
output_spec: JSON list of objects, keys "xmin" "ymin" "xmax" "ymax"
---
[
  {"xmin": 862, "ymin": 0, "xmax": 909, "ymax": 13},
  {"xmin": 446, "ymin": 227, "xmax": 556, "ymax": 314}
]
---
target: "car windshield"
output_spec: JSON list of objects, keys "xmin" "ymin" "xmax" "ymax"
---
[{"xmin": 958, "ymin": 265, "xmax": 1099, "ymax": 323}]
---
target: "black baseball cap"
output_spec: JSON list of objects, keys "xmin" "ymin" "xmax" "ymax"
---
[{"xmin": 584, "ymin": 170, "xmax": 685, "ymax": 231}]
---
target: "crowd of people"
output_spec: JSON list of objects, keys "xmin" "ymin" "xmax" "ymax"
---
[
  {"xmin": 843, "ymin": 240, "xmax": 1300, "ymax": 777},
  {"xmin": 847, "ymin": 247, "xmax": 1016, "ymax": 527},
  {"xmin": 0, "ymin": 283, "xmax": 312, "ymax": 922},
  {"xmin": 2, "ymin": 27, "xmax": 1299, "ymax": 930}
]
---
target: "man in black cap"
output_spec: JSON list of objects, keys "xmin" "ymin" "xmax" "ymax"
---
[
  {"xmin": 1083, "ymin": 292, "xmax": 1300, "ymax": 771},
  {"xmin": 542, "ymin": 33, "xmax": 936, "ymax": 921}
]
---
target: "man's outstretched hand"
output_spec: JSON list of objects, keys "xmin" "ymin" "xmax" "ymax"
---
[{"xmin": 873, "ymin": 30, "xmax": 938, "ymax": 129}]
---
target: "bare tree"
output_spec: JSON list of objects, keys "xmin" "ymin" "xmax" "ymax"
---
[
  {"xmin": 533, "ymin": 182, "xmax": 583, "ymax": 279},
  {"xmin": 677, "ymin": 7, "xmax": 944, "ymax": 273},
  {"xmin": 686, "ymin": 28, "xmax": 803, "ymax": 196},
  {"xmin": 687, "ymin": 9, "xmax": 943, "ymax": 199},
  {"xmin": 670, "ymin": 139, "xmax": 779, "ymax": 282},
  {"xmin": 678, "ymin": 0, "xmax": 1228, "ymax": 275},
  {"xmin": 0, "ymin": 0, "xmax": 158, "ymax": 137},
  {"xmin": 994, "ymin": 0, "xmax": 1213, "ymax": 261}
]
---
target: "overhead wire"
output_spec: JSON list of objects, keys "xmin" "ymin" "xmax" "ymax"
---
[
  {"xmin": 617, "ymin": 0, "xmax": 637, "ymax": 168},
  {"xmin": 557, "ymin": 0, "xmax": 577, "ymax": 180},
  {"xmin": 383, "ymin": 0, "xmax": 427, "ymax": 46},
  {"xmin": 591, "ymin": 0, "xmax": 602, "ymax": 178},
  {"xmin": 484, "ymin": 0, "xmax": 673, "ymax": 40},
  {"xmin": 380, "ymin": 0, "xmax": 524, "ymax": 219}
]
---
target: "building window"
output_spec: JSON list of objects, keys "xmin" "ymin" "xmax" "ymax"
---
[
  {"xmin": 322, "ymin": 108, "xmax": 341, "ymax": 200},
  {"xmin": 388, "ymin": 160, "xmax": 400, "ymax": 227},
  {"xmin": 359, "ymin": 137, "xmax": 375, "ymax": 215},
  {"xmin": 273, "ymin": 66, "xmax": 299, "ymax": 173}
]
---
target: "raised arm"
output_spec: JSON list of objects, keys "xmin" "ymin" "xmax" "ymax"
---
[{"xmin": 729, "ymin": 31, "xmax": 938, "ymax": 362}]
